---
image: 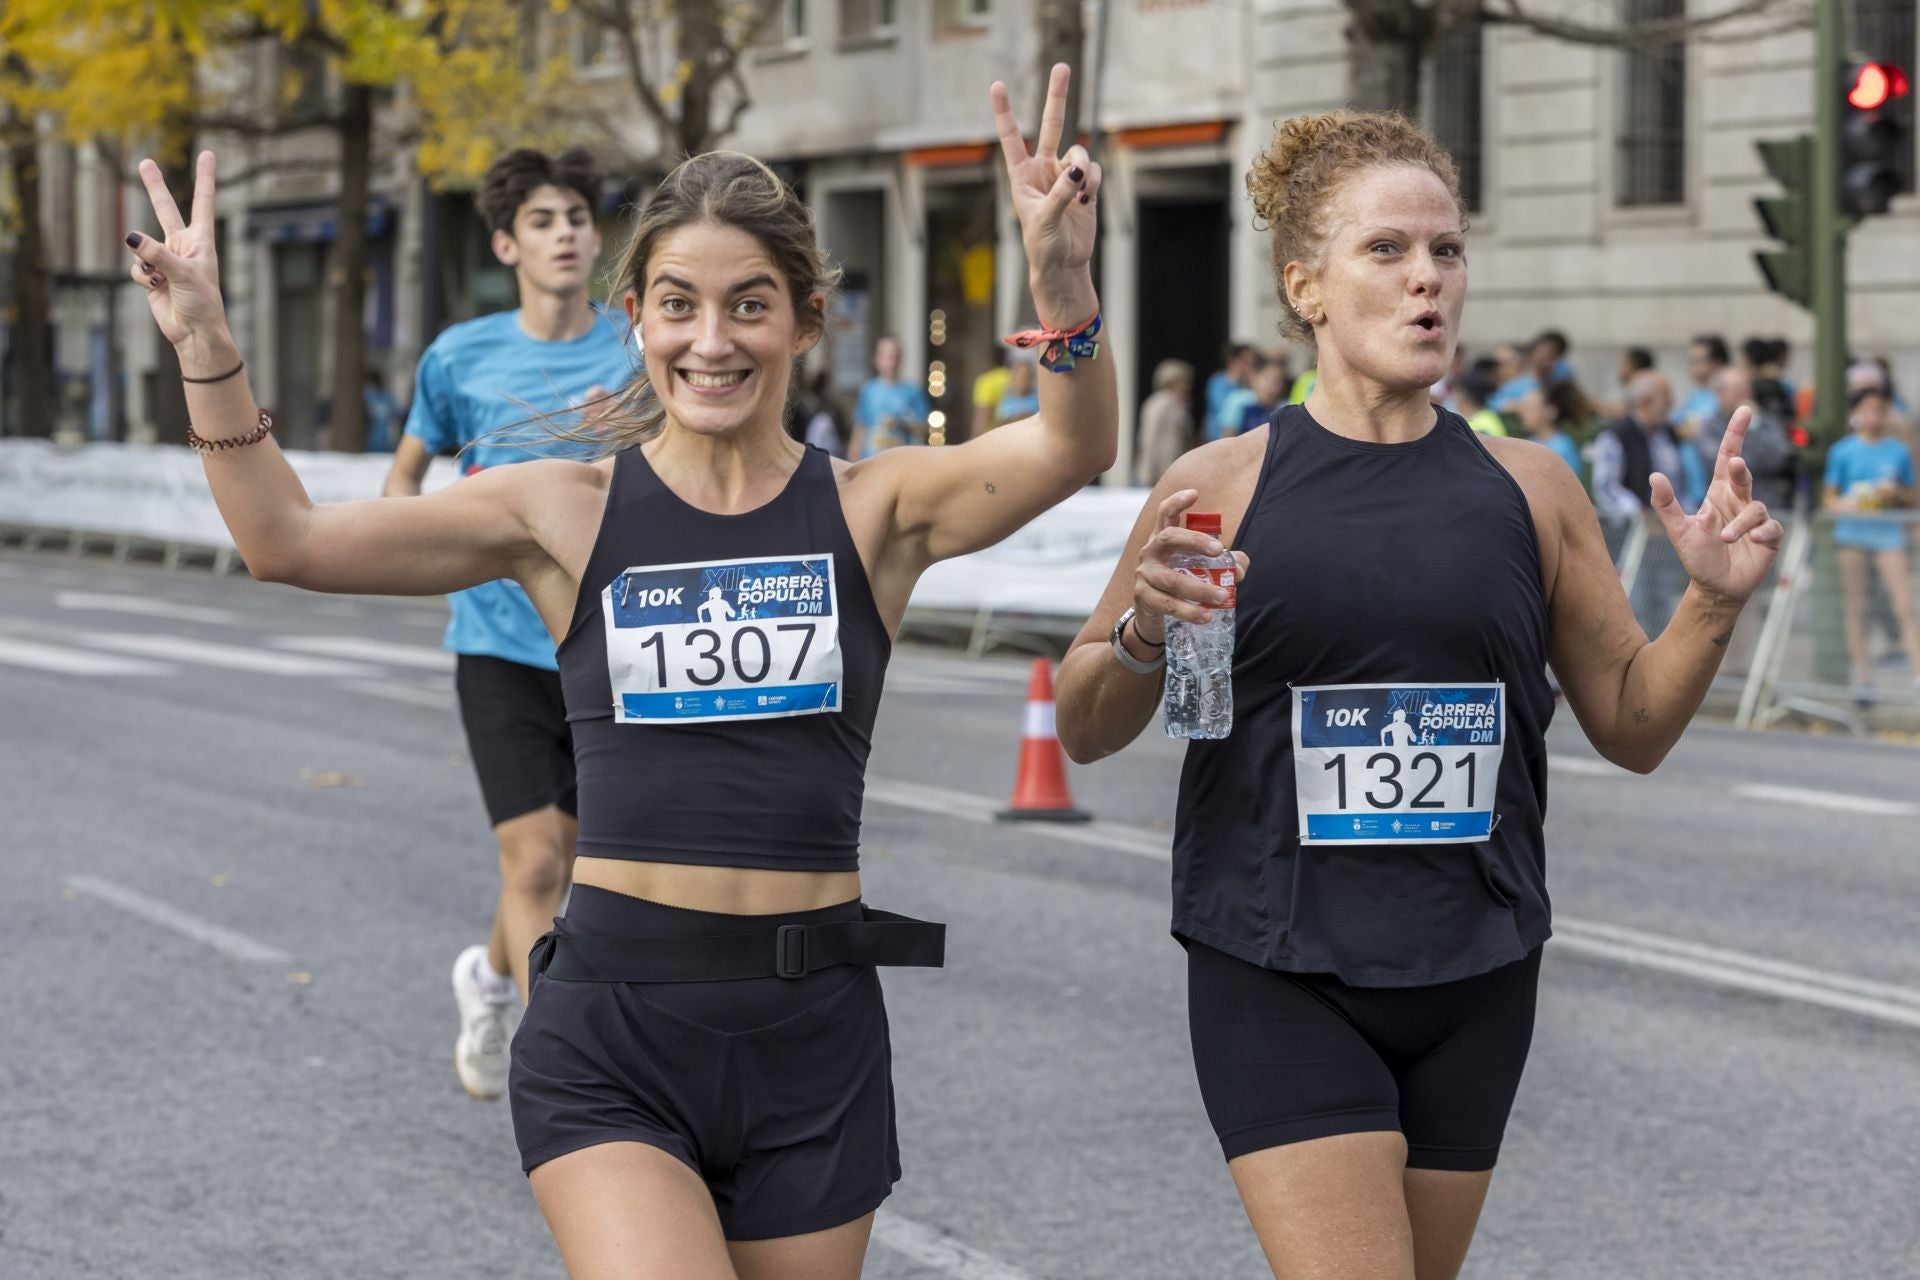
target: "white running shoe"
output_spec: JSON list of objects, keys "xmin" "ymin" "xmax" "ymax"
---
[{"xmin": 451, "ymin": 944, "xmax": 519, "ymax": 1101}]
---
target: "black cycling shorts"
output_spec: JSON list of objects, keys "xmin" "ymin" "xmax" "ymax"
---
[
  {"xmin": 1186, "ymin": 940, "xmax": 1542, "ymax": 1172},
  {"xmin": 510, "ymin": 886, "xmax": 900, "ymax": 1241},
  {"xmin": 453, "ymin": 654, "xmax": 577, "ymax": 828}
]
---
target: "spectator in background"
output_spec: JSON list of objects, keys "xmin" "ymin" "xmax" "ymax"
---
[
  {"xmin": 1454, "ymin": 362, "xmax": 1508, "ymax": 436},
  {"xmin": 1488, "ymin": 340, "xmax": 1534, "ymax": 412},
  {"xmin": 1743, "ymin": 336, "xmax": 1797, "ymax": 426},
  {"xmin": 971, "ymin": 347, "xmax": 1013, "ymax": 440},
  {"xmin": 1235, "ymin": 356, "xmax": 1289, "ymax": 436},
  {"xmin": 994, "ymin": 355, "xmax": 1040, "ymax": 428},
  {"xmin": 1677, "ymin": 334, "xmax": 1730, "ymax": 435},
  {"xmin": 1848, "ymin": 358, "xmax": 1916, "ymax": 445},
  {"xmin": 1431, "ymin": 345, "xmax": 1467, "ymax": 412},
  {"xmin": 1619, "ymin": 346, "xmax": 1655, "ymax": 385},
  {"xmin": 796, "ymin": 368, "xmax": 849, "ymax": 458},
  {"xmin": 1529, "ymin": 329, "xmax": 1574, "ymax": 386},
  {"xmin": 1871, "ymin": 355, "xmax": 1912, "ymax": 420},
  {"xmin": 1135, "ymin": 358, "xmax": 1196, "ymax": 487},
  {"xmin": 1516, "ymin": 379, "xmax": 1590, "ymax": 478},
  {"xmin": 1205, "ymin": 342, "xmax": 1257, "ymax": 439},
  {"xmin": 363, "ymin": 368, "xmax": 399, "ymax": 452},
  {"xmin": 851, "ymin": 334, "xmax": 930, "ymax": 459},
  {"xmin": 1824, "ymin": 386, "xmax": 1920, "ymax": 698},
  {"xmin": 1703, "ymin": 367, "xmax": 1796, "ymax": 511},
  {"xmin": 1593, "ymin": 371, "xmax": 1667, "ymax": 522}
]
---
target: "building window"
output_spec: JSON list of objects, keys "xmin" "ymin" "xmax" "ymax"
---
[
  {"xmin": 935, "ymin": 0, "xmax": 991, "ymax": 31},
  {"xmin": 1425, "ymin": 20, "xmax": 1484, "ymax": 210},
  {"xmin": 840, "ymin": 0, "xmax": 897, "ymax": 40},
  {"xmin": 1614, "ymin": 0, "xmax": 1686, "ymax": 207},
  {"xmin": 574, "ymin": 11, "xmax": 611, "ymax": 68},
  {"xmin": 756, "ymin": 0, "xmax": 808, "ymax": 46},
  {"xmin": 1853, "ymin": 0, "xmax": 1917, "ymax": 194}
]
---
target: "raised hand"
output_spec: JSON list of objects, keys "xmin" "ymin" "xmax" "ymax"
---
[
  {"xmin": 989, "ymin": 64, "xmax": 1100, "ymax": 316},
  {"xmin": 1649, "ymin": 405, "xmax": 1785, "ymax": 605},
  {"xmin": 127, "ymin": 152, "xmax": 230, "ymax": 354}
]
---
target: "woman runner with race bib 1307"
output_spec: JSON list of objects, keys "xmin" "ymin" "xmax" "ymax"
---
[
  {"xmin": 126, "ymin": 66, "xmax": 1112, "ymax": 1280},
  {"xmin": 1053, "ymin": 110, "xmax": 1782, "ymax": 1280}
]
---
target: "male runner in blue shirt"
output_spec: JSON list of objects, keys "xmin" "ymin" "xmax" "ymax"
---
[{"xmin": 382, "ymin": 146, "xmax": 635, "ymax": 1101}]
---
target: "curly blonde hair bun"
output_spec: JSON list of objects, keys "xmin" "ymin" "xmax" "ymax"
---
[{"xmin": 1248, "ymin": 110, "xmax": 1467, "ymax": 347}]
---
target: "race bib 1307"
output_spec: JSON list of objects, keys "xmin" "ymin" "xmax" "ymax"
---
[
  {"xmin": 601, "ymin": 554, "xmax": 842, "ymax": 724},
  {"xmin": 1291, "ymin": 682, "xmax": 1504, "ymax": 845}
]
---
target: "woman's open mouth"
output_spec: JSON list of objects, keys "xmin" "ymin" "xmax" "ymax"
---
[{"xmin": 679, "ymin": 369, "xmax": 752, "ymax": 396}]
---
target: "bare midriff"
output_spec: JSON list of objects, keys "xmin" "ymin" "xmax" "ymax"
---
[{"xmin": 571, "ymin": 856, "xmax": 863, "ymax": 916}]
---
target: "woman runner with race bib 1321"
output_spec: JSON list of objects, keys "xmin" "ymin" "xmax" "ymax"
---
[
  {"xmin": 1054, "ymin": 110, "xmax": 1782, "ymax": 1280},
  {"xmin": 126, "ymin": 66, "xmax": 1112, "ymax": 1280}
]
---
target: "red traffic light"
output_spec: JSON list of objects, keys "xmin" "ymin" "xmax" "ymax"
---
[{"xmin": 1847, "ymin": 62, "xmax": 1910, "ymax": 110}]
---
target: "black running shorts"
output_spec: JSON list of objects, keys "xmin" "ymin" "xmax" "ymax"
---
[
  {"xmin": 510, "ymin": 886, "xmax": 900, "ymax": 1240},
  {"xmin": 453, "ymin": 654, "xmax": 577, "ymax": 828},
  {"xmin": 1186, "ymin": 940, "xmax": 1542, "ymax": 1171}
]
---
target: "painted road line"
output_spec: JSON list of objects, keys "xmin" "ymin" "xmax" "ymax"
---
[
  {"xmin": 0, "ymin": 635, "xmax": 173, "ymax": 676},
  {"xmin": 54, "ymin": 591, "xmax": 238, "ymax": 625},
  {"xmin": 866, "ymin": 779, "xmax": 1170, "ymax": 860},
  {"xmin": 872, "ymin": 1211, "xmax": 1038, "ymax": 1280},
  {"xmin": 272, "ymin": 635, "xmax": 457, "ymax": 671},
  {"xmin": 339, "ymin": 678, "xmax": 454, "ymax": 709},
  {"xmin": 869, "ymin": 776, "xmax": 1920, "ymax": 1033},
  {"xmin": 1733, "ymin": 783, "xmax": 1917, "ymax": 818},
  {"xmin": 1548, "ymin": 754, "xmax": 1631, "ymax": 778},
  {"xmin": 64, "ymin": 875, "xmax": 292, "ymax": 965},
  {"xmin": 77, "ymin": 632, "xmax": 380, "ymax": 677}
]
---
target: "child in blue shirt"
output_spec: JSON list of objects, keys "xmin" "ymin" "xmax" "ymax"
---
[{"xmin": 1822, "ymin": 386, "xmax": 1920, "ymax": 697}]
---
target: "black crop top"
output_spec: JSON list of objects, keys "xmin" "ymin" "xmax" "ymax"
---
[{"xmin": 557, "ymin": 444, "xmax": 891, "ymax": 872}]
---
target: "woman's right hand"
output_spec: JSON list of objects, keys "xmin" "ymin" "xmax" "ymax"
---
[
  {"xmin": 127, "ymin": 152, "xmax": 232, "ymax": 358},
  {"xmin": 1130, "ymin": 488, "xmax": 1251, "ymax": 645}
]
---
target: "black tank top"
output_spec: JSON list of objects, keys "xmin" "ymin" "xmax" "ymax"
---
[
  {"xmin": 1171, "ymin": 404, "xmax": 1554, "ymax": 987},
  {"xmin": 557, "ymin": 444, "xmax": 890, "ymax": 871}
]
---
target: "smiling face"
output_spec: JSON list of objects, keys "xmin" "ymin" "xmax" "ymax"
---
[
  {"xmin": 493, "ymin": 184, "xmax": 600, "ymax": 296},
  {"xmin": 625, "ymin": 221, "xmax": 821, "ymax": 441},
  {"xmin": 1287, "ymin": 165, "xmax": 1466, "ymax": 396}
]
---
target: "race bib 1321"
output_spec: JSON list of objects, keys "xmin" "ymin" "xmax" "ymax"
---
[
  {"xmin": 601, "ymin": 554, "xmax": 842, "ymax": 724},
  {"xmin": 1291, "ymin": 682, "xmax": 1504, "ymax": 845}
]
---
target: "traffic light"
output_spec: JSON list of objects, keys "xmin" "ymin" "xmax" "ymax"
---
[
  {"xmin": 1840, "ymin": 59, "xmax": 1910, "ymax": 217},
  {"xmin": 1753, "ymin": 135, "xmax": 1812, "ymax": 308}
]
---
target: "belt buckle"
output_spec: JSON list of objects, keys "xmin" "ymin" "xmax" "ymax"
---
[{"xmin": 775, "ymin": 924, "xmax": 808, "ymax": 979}]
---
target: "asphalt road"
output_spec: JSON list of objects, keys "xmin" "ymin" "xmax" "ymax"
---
[{"xmin": 2, "ymin": 545, "xmax": 1916, "ymax": 1279}]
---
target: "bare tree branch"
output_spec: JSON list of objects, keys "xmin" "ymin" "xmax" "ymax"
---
[{"xmin": 1479, "ymin": 0, "xmax": 1809, "ymax": 51}]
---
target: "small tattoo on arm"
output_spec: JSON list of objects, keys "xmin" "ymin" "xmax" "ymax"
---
[
  {"xmin": 984, "ymin": 482, "xmax": 997, "ymax": 494},
  {"xmin": 1632, "ymin": 707, "xmax": 1650, "ymax": 724}
]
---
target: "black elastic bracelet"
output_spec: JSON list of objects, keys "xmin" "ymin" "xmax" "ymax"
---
[
  {"xmin": 1129, "ymin": 616, "xmax": 1166, "ymax": 648},
  {"xmin": 181, "ymin": 359, "xmax": 245, "ymax": 385}
]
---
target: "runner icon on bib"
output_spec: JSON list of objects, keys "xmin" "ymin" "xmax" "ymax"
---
[
  {"xmin": 601, "ymin": 554, "xmax": 843, "ymax": 724},
  {"xmin": 1291, "ymin": 683, "xmax": 1504, "ymax": 844}
]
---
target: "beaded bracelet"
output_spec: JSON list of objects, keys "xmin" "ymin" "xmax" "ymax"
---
[
  {"xmin": 187, "ymin": 409, "xmax": 275, "ymax": 455},
  {"xmin": 1003, "ymin": 312, "xmax": 1102, "ymax": 373}
]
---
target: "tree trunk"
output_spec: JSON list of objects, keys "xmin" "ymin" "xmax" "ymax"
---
[
  {"xmin": 1346, "ymin": 23, "xmax": 1426, "ymax": 116},
  {"xmin": 1034, "ymin": 0, "xmax": 1087, "ymax": 147},
  {"xmin": 674, "ymin": 0, "xmax": 719, "ymax": 157},
  {"xmin": 327, "ymin": 82, "xmax": 374, "ymax": 453},
  {"xmin": 4, "ymin": 106, "xmax": 55, "ymax": 439}
]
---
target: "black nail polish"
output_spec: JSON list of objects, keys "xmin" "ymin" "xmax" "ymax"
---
[
  {"xmin": 125, "ymin": 232, "xmax": 142, "ymax": 248},
  {"xmin": 1079, "ymin": 192, "xmax": 1090, "ymax": 204},
  {"xmin": 1068, "ymin": 166, "xmax": 1084, "ymax": 183}
]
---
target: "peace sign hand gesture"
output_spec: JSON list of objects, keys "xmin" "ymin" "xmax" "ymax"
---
[
  {"xmin": 127, "ymin": 152, "xmax": 231, "ymax": 355},
  {"xmin": 990, "ymin": 63, "xmax": 1101, "ymax": 325},
  {"xmin": 1649, "ymin": 405, "xmax": 1786, "ymax": 606}
]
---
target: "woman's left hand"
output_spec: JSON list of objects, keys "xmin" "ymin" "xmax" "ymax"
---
[
  {"xmin": 990, "ymin": 64, "xmax": 1100, "ymax": 312},
  {"xmin": 1650, "ymin": 405, "xmax": 1786, "ymax": 605}
]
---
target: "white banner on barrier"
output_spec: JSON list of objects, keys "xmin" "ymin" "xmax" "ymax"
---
[{"xmin": 0, "ymin": 441, "xmax": 1150, "ymax": 620}]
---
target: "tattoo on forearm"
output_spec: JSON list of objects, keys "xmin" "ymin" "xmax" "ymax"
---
[
  {"xmin": 1632, "ymin": 707, "xmax": 1650, "ymax": 724},
  {"xmin": 1711, "ymin": 631, "xmax": 1731, "ymax": 647},
  {"xmin": 984, "ymin": 482, "xmax": 997, "ymax": 494}
]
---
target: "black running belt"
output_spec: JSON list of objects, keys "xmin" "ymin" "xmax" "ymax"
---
[{"xmin": 529, "ymin": 908, "xmax": 945, "ymax": 983}]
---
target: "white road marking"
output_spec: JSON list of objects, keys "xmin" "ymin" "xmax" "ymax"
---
[
  {"xmin": 54, "ymin": 591, "xmax": 238, "ymax": 625},
  {"xmin": 339, "ymin": 678, "xmax": 454, "ymax": 709},
  {"xmin": 872, "ymin": 1211, "xmax": 1038, "ymax": 1280},
  {"xmin": 867, "ymin": 779, "xmax": 1170, "ymax": 860},
  {"xmin": 1733, "ymin": 783, "xmax": 1917, "ymax": 818},
  {"xmin": 77, "ymin": 632, "xmax": 380, "ymax": 677},
  {"xmin": 272, "ymin": 635, "xmax": 457, "ymax": 671},
  {"xmin": 0, "ymin": 635, "xmax": 173, "ymax": 676},
  {"xmin": 869, "ymin": 776, "xmax": 1920, "ymax": 1034},
  {"xmin": 64, "ymin": 875, "xmax": 293, "ymax": 965},
  {"xmin": 1549, "ymin": 754, "xmax": 1630, "ymax": 778}
]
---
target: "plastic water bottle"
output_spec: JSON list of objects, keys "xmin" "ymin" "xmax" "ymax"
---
[{"xmin": 1162, "ymin": 511, "xmax": 1235, "ymax": 740}]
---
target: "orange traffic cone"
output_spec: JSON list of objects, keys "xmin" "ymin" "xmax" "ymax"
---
[{"xmin": 996, "ymin": 659, "xmax": 1092, "ymax": 823}]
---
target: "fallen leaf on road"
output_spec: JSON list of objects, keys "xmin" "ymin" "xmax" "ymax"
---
[{"xmin": 300, "ymin": 768, "xmax": 363, "ymax": 788}]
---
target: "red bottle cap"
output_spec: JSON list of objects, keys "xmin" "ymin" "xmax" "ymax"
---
[{"xmin": 1185, "ymin": 512, "xmax": 1222, "ymax": 536}]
